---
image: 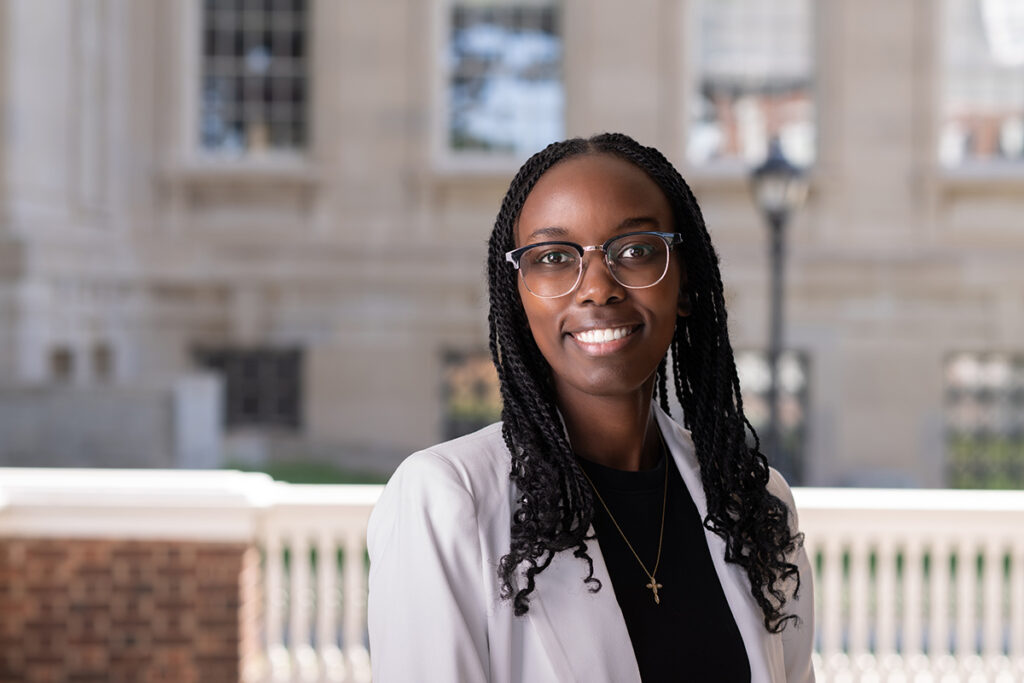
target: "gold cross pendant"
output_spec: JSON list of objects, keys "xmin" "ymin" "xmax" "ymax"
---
[{"xmin": 646, "ymin": 579, "xmax": 663, "ymax": 605}]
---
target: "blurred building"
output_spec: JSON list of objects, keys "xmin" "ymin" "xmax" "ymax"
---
[{"xmin": 0, "ymin": 0, "xmax": 1022, "ymax": 486}]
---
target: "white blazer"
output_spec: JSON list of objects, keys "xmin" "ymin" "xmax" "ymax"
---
[{"xmin": 367, "ymin": 404, "xmax": 815, "ymax": 682}]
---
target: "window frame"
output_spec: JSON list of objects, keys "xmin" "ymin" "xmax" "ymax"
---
[
  {"xmin": 943, "ymin": 350, "xmax": 1024, "ymax": 489},
  {"xmin": 936, "ymin": 0, "xmax": 1024, "ymax": 173},
  {"xmin": 734, "ymin": 347, "xmax": 812, "ymax": 485},
  {"xmin": 194, "ymin": 346, "xmax": 305, "ymax": 431},
  {"xmin": 429, "ymin": 0, "xmax": 566, "ymax": 175},
  {"xmin": 929, "ymin": 0, "xmax": 1024, "ymax": 200},
  {"xmin": 441, "ymin": 348, "xmax": 502, "ymax": 440},
  {"xmin": 179, "ymin": 0, "xmax": 317, "ymax": 173},
  {"xmin": 679, "ymin": 0, "xmax": 820, "ymax": 179}
]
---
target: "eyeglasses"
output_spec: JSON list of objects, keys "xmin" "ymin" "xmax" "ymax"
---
[{"xmin": 505, "ymin": 231, "xmax": 683, "ymax": 299}]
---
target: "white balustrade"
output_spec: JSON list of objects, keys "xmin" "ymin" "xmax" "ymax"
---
[
  {"xmin": 902, "ymin": 538, "xmax": 924, "ymax": 658},
  {"xmin": 932, "ymin": 537, "xmax": 953, "ymax": 660},
  {"xmin": 876, "ymin": 537, "xmax": 897, "ymax": 657},
  {"xmin": 316, "ymin": 529, "xmax": 345, "ymax": 681},
  {"xmin": 264, "ymin": 531, "xmax": 290, "ymax": 679},
  {"xmin": 1013, "ymin": 545, "xmax": 1024, "ymax": 661},
  {"xmin": 821, "ymin": 536, "xmax": 843, "ymax": 658},
  {"xmin": 2, "ymin": 469, "xmax": 1024, "ymax": 682},
  {"xmin": 256, "ymin": 483, "xmax": 377, "ymax": 683},
  {"xmin": 796, "ymin": 487, "xmax": 1024, "ymax": 682}
]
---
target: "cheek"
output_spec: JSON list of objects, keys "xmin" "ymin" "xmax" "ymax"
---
[
  {"xmin": 518, "ymin": 288, "xmax": 562, "ymax": 354},
  {"xmin": 671, "ymin": 259, "xmax": 686, "ymax": 291},
  {"xmin": 647, "ymin": 278, "xmax": 685, "ymax": 348}
]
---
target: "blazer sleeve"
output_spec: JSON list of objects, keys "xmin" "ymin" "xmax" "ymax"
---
[
  {"xmin": 366, "ymin": 449, "xmax": 490, "ymax": 682},
  {"xmin": 768, "ymin": 468, "xmax": 817, "ymax": 683}
]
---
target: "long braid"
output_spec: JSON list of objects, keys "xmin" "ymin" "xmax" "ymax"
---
[
  {"xmin": 656, "ymin": 358, "xmax": 670, "ymax": 414},
  {"xmin": 489, "ymin": 139, "xmax": 601, "ymax": 615},
  {"xmin": 489, "ymin": 133, "xmax": 802, "ymax": 631}
]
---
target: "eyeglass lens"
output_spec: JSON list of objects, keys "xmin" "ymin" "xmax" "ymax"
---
[{"xmin": 518, "ymin": 233, "xmax": 671, "ymax": 298}]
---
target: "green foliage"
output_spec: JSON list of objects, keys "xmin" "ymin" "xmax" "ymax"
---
[
  {"xmin": 947, "ymin": 434, "xmax": 1024, "ymax": 489},
  {"xmin": 224, "ymin": 459, "xmax": 388, "ymax": 485}
]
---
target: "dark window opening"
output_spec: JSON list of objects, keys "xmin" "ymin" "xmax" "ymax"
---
[{"xmin": 194, "ymin": 346, "xmax": 304, "ymax": 429}]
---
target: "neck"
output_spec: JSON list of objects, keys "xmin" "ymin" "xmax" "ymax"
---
[{"xmin": 556, "ymin": 381, "xmax": 662, "ymax": 471}]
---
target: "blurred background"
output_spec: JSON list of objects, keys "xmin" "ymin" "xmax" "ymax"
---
[
  {"xmin": 1, "ymin": 0, "xmax": 1023, "ymax": 491},
  {"xmin": 3, "ymin": 2, "xmax": 1024, "ymax": 681}
]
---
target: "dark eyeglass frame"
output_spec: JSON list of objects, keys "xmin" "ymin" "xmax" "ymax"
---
[{"xmin": 504, "ymin": 230, "xmax": 684, "ymax": 299}]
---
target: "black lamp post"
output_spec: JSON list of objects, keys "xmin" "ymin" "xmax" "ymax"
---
[{"xmin": 750, "ymin": 138, "xmax": 808, "ymax": 479}]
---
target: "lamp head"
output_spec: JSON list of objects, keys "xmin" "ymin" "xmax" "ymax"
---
[{"xmin": 751, "ymin": 137, "xmax": 808, "ymax": 224}]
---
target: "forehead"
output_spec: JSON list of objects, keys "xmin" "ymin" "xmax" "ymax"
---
[{"xmin": 515, "ymin": 153, "xmax": 672, "ymax": 245}]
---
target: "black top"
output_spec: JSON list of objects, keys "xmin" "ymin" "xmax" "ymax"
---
[{"xmin": 578, "ymin": 452, "xmax": 751, "ymax": 683}]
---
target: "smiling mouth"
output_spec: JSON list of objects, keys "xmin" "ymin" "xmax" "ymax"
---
[{"xmin": 570, "ymin": 325, "xmax": 639, "ymax": 344}]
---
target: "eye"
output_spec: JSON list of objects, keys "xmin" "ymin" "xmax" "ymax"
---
[
  {"xmin": 617, "ymin": 242, "xmax": 656, "ymax": 260},
  {"xmin": 532, "ymin": 248, "xmax": 577, "ymax": 266}
]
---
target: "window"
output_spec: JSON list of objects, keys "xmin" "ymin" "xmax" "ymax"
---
[
  {"xmin": 49, "ymin": 347, "xmax": 74, "ymax": 383},
  {"xmin": 200, "ymin": 0, "xmax": 309, "ymax": 154},
  {"xmin": 688, "ymin": 0, "xmax": 815, "ymax": 167},
  {"xmin": 945, "ymin": 353, "xmax": 1024, "ymax": 488},
  {"xmin": 442, "ymin": 350, "xmax": 501, "ymax": 440},
  {"xmin": 93, "ymin": 343, "xmax": 113, "ymax": 382},
  {"xmin": 735, "ymin": 350, "xmax": 810, "ymax": 485},
  {"xmin": 445, "ymin": 0, "xmax": 564, "ymax": 157},
  {"xmin": 194, "ymin": 347, "xmax": 303, "ymax": 429},
  {"xmin": 940, "ymin": 0, "xmax": 1024, "ymax": 166}
]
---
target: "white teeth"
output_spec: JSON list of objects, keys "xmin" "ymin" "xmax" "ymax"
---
[{"xmin": 574, "ymin": 326, "xmax": 634, "ymax": 344}]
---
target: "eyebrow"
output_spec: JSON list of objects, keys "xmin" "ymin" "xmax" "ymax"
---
[
  {"xmin": 524, "ymin": 226, "xmax": 571, "ymax": 241},
  {"xmin": 524, "ymin": 216, "xmax": 661, "ymax": 243},
  {"xmin": 617, "ymin": 216, "xmax": 660, "ymax": 232}
]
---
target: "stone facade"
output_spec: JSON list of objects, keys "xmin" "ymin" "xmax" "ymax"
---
[{"xmin": 0, "ymin": 0, "xmax": 1022, "ymax": 485}]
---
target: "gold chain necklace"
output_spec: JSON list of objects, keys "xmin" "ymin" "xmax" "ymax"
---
[{"xmin": 577, "ymin": 432, "xmax": 669, "ymax": 605}]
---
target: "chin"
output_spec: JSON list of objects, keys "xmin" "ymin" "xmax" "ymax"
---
[{"xmin": 567, "ymin": 370, "xmax": 656, "ymax": 399}]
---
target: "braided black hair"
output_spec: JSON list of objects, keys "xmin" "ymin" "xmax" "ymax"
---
[{"xmin": 486, "ymin": 132, "xmax": 803, "ymax": 633}]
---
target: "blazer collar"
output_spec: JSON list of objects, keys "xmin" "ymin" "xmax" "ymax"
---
[{"xmin": 525, "ymin": 403, "xmax": 783, "ymax": 683}]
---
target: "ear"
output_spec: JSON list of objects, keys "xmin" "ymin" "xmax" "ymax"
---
[{"xmin": 677, "ymin": 289, "xmax": 692, "ymax": 318}]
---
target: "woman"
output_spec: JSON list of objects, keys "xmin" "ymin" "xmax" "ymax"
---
[{"xmin": 367, "ymin": 133, "xmax": 815, "ymax": 682}]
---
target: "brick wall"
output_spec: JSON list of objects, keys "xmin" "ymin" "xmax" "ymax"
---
[{"xmin": 0, "ymin": 538, "xmax": 260, "ymax": 683}]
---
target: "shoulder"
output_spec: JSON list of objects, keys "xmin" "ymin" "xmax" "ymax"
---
[
  {"xmin": 367, "ymin": 423, "xmax": 511, "ymax": 554},
  {"xmin": 766, "ymin": 467, "xmax": 796, "ymax": 508},
  {"xmin": 387, "ymin": 421, "xmax": 508, "ymax": 484},
  {"xmin": 395, "ymin": 422, "xmax": 510, "ymax": 495},
  {"xmin": 766, "ymin": 466, "xmax": 801, "ymax": 529},
  {"xmin": 767, "ymin": 469, "xmax": 815, "ymax": 680}
]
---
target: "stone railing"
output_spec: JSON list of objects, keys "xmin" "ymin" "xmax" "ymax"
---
[
  {"xmin": 798, "ymin": 487, "xmax": 1024, "ymax": 682},
  {"xmin": 2, "ymin": 468, "xmax": 1023, "ymax": 682}
]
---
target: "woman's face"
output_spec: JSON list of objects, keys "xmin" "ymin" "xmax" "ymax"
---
[{"xmin": 513, "ymin": 153, "xmax": 689, "ymax": 406}]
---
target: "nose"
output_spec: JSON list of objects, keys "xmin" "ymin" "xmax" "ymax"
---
[{"xmin": 574, "ymin": 248, "xmax": 625, "ymax": 305}]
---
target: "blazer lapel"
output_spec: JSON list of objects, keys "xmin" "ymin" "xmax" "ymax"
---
[
  {"xmin": 654, "ymin": 405, "xmax": 784, "ymax": 683},
  {"xmin": 526, "ymin": 528, "xmax": 642, "ymax": 683}
]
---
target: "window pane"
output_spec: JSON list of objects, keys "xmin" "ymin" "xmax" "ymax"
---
[
  {"xmin": 93, "ymin": 343, "xmax": 114, "ymax": 381},
  {"xmin": 448, "ymin": 1, "xmax": 564, "ymax": 155},
  {"xmin": 442, "ymin": 350, "xmax": 501, "ymax": 440},
  {"xmin": 689, "ymin": 0, "xmax": 815, "ymax": 167},
  {"xmin": 194, "ymin": 347, "xmax": 304, "ymax": 429},
  {"xmin": 945, "ymin": 352, "xmax": 1024, "ymax": 488},
  {"xmin": 200, "ymin": 0, "xmax": 309, "ymax": 154},
  {"xmin": 940, "ymin": 0, "xmax": 1024, "ymax": 165},
  {"xmin": 49, "ymin": 347, "xmax": 74, "ymax": 383},
  {"xmin": 735, "ymin": 349, "xmax": 810, "ymax": 485}
]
